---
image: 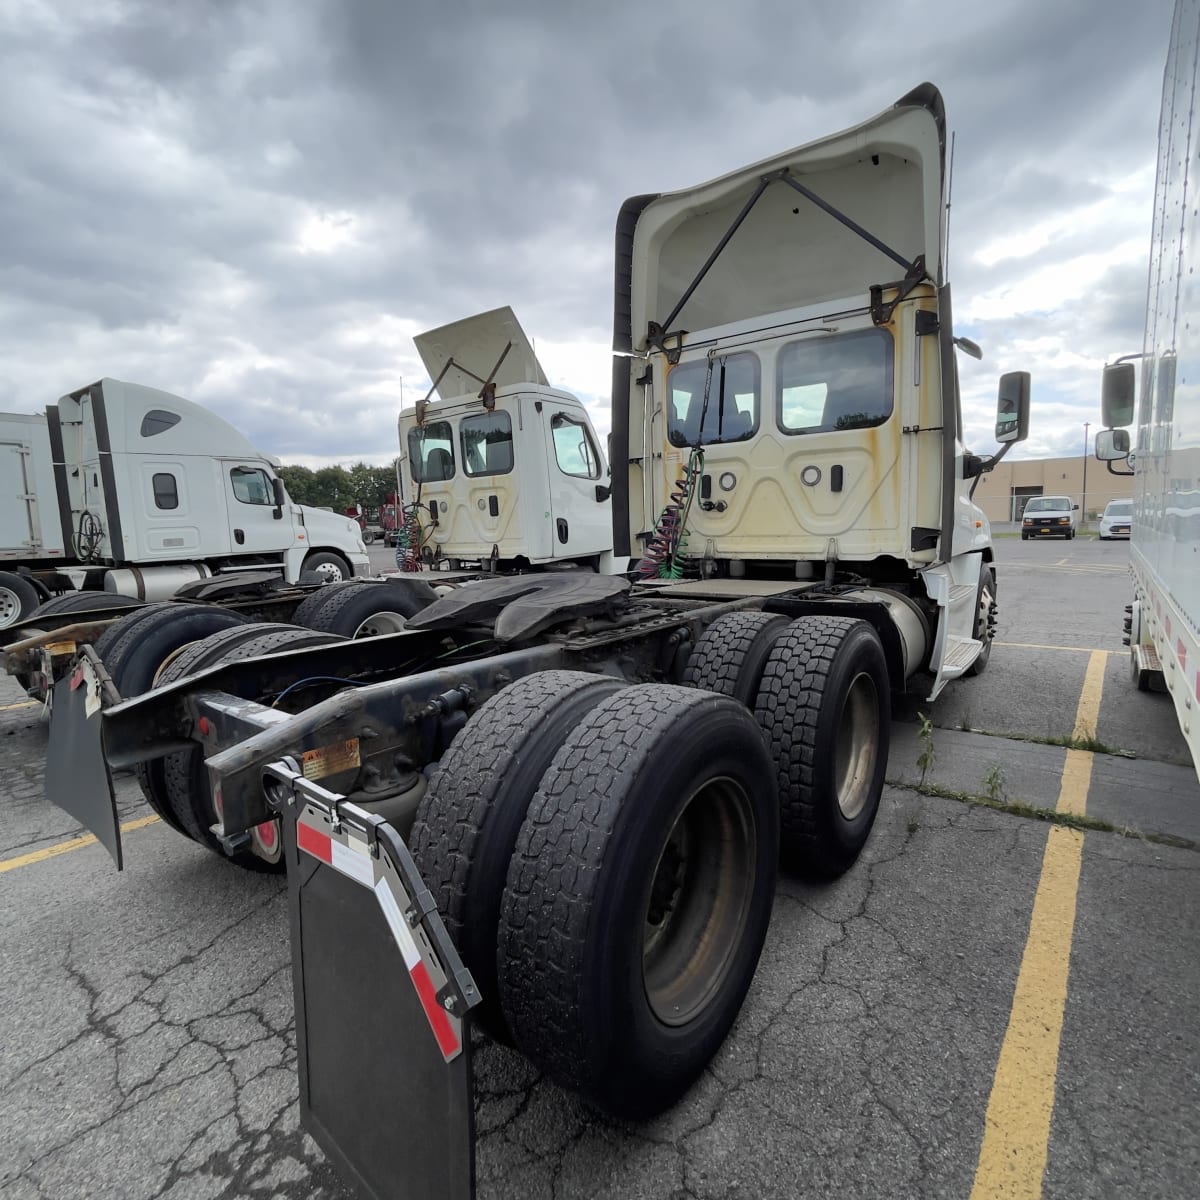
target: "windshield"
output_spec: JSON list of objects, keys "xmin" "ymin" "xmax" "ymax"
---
[
  {"xmin": 1024, "ymin": 496, "xmax": 1071, "ymax": 513},
  {"xmin": 1105, "ymin": 501, "xmax": 1132, "ymax": 517}
]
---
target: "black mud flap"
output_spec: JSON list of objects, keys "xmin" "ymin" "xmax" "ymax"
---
[
  {"xmin": 45, "ymin": 659, "xmax": 122, "ymax": 869},
  {"xmin": 266, "ymin": 761, "xmax": 480, "ymax": 1200}
]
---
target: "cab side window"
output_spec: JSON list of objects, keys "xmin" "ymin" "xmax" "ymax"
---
[
  {"xmin": 230, "ymin": 466, "xmax": 273, "ymax": 505},
  {"xmin": 551, "ymin": 414, "xmax": 601, "ymax": 479}
]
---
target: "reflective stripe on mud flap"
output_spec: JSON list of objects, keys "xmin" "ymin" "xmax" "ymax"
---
[
  {"xmin": 296, "ymin": 819, "xmax": 374, "ymax": 887},
  {"xmin": 374, "ymin": 877, "xmax": 462, "ymax": 1060},
  {"xmin": 295, "ymin": 808, "xmax": 464, "ymax": 1061}
]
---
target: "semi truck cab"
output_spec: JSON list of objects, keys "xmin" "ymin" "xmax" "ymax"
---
[{"xmin": 397, "ymin": 308, "xmax": 612, "ymax": 570}]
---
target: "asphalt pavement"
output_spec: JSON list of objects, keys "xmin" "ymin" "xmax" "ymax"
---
[{"xmin": 0, "ymin": 535, "xmax": 1196, "ymax": 1200}]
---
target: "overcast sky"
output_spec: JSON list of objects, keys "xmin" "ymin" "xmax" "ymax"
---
[{"xmin": 0, "ymin": 0, "xmax": 1178, "ymax": 467}]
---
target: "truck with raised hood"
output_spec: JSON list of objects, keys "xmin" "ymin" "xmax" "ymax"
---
[
  {"xmin": 37, "ymin": 84, "xmax": 1029, "ymax": 1196},
  {"xmin": 394, "ymin": 305, "xmax": 612, "ymax": 572},
  {"xmin": 0, "ymin": 378, "xmax": 369, "ymax": 628},
  {"xmin": 1096, "ymin": 0, "xmax": 1200, "ymax": 778}
]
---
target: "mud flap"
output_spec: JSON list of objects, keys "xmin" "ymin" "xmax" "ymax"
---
[
  {"xmin": 45, "ymin": 659, "xmax": 122, "ymax": 869},
  {"xmin": 267, "ymin": 762, "xmax": 480, "ymax": 1200}
]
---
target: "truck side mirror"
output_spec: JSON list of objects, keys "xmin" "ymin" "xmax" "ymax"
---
[
  {"xmin": 272, "ymin": 477, "xmax": 286, "ymax": 519},
  {"xmin": 1095, "ymin": 428, "xmax": 1130, "ymax": 461},
  {"xmin": 1101, "ymin": 362, "xmax": 1136, "ymax": 428},
  {"xmin": 995, "ymin": 371, "xmax": 1030, "ymax": 444}
]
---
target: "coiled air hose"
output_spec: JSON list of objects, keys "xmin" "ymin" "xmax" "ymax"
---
[{"xmin": 636, "ymin": 446, "xmax": 704, "ymax": 580}]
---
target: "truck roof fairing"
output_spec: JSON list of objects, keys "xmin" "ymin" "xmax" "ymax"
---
[
  {"xmin": 614, "ymin": 83, "xmax": 946, "ymax": 354},
  {"xmin": 415, "ymin": 306, "xmax": 550, "ymax": 401}
]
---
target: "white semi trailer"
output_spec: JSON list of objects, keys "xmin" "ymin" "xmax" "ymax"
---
[
  {"xmin": 1097, "ymin": 0, "xmax": 1200, "ymax": 778},
  {"xmin": 0, "ymin": 378, "xmax": 369, "ymax": 627}
]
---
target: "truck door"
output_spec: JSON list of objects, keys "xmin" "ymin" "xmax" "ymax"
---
[
  {"xmin": 220, "ymin": 460, "xmax": 290, "ymax": 557},
  {"xmin": 544, "ymin": 409, "xmax": 611, "ymax": 560}
]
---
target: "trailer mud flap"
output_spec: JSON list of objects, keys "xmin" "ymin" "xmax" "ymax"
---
[
  {"xmin": 45, "ymin": 660, "xmax": 122, "ymax": 869},
  {"xmin": 267, "ymin": 762, "xmax": 480, "ymax": 1200}
]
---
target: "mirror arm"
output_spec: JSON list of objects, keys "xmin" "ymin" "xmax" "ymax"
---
[
  {"xmin": 967, "ymin": 441, "xmax": 1015, "ymax": 499},
  {"xmin": 1105, "ymin": 459, "xmax": 1135, "ymax": 478}
]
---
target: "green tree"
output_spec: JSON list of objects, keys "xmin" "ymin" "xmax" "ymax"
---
[
  {"xmin": 277, "ymin": 461, "xmax": 401, "ymax": 511},
  {"xmin": 276, "ymin": 465, "xmax": 317, "ymax": 505}
]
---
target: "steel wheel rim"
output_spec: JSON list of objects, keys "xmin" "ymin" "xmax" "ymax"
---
[
  {"xmin": 316, "ymin": 562, "xmax": 344, "ymax": 583},
  {"xmin": 833, "ymin": 672, "xmax": 879, "ymax": 820},
  {"xmin": 353, "ymin": 611, "xmax": 408, "ymax": 637},
  {"xmin": 642, "ymin": 776, "xmax": 755, "ymax": 1027},
  {"xmin": 0, "ymin": 588, "xmax": 21, "ymax": 628}
]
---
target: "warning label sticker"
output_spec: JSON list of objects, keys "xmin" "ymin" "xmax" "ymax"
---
[{"xmin": 301, "ymin": 738, "xmax": 361, "ymax": 780}]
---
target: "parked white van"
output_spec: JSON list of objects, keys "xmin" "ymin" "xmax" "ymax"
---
[
  {"xmin": 1021, "ymin": 495, "xmax": 1078, "ymax": 540},
  {"xmin": 1099, "ymin": 498, "xmax": 1133, "ymax": 540}
]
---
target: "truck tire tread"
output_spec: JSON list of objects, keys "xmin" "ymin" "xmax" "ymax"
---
[
  {"xmin": 101, "ymin": 605, "xmax": 250, "ymax": 700},
  {"xmin": 497, "ymin": 684, "xmax": 778, "ymax": 1119},
  {"xmin": 753, "ymin": 615, "xmax": 889, "ymax": 878},
  {"xmin": 297, "ymin": 579, "xmax": 437, "ymax": 637},
  {"xmin": 682, "ymin": 611, "xmax": 792, "ymax": 705},
  {"xmin": 28, "ymin": 592, "xmax": 147, "ymax": 619},
  {"xmin": 409, "ymin": 669, "xmax": 625, "ymax": 1039}
]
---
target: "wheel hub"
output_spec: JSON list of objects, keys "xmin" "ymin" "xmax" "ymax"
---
[
  {"xmin": 833, "ymin": 672, "xmax": 880, "ymax": 821},
  {"xmin": 353, "ymin": 611, "xmax": 409, "ymax": 638},
  {"xmin": 642, "ymin": 778, "xmax": 755, "ymax": 1027},
  {"xmin": 0, "ymin": 589, "xmax": 21, "ymax": 628}
]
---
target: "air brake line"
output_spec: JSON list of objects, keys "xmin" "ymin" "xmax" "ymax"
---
[{"xmin": 636, "ymin": 356, "xmax": 718, "ymax": 580}]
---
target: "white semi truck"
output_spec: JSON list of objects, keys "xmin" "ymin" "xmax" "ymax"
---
[
  {"xmin": 0, "ymin": 378, "xmax": 369, "ymax": 627},
  {"xmin": 33, "ymin": 83, "xmax": 1030, "ymax": 1194},
  {"xmin": 394, "ymin": 306, "xmax": 612, "ymax": 571},
  {"xmin": 1097, "ymin": 0, "xmax": 1200, "ymax": 779}
]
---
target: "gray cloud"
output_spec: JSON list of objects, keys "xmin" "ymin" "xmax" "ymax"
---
[{"xmin": 0, "ymin": 0, "xmax": 1180, "ymax": 466}]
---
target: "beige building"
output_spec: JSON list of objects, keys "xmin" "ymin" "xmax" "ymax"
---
[{"xmin": 971, "ymin": 455, "xmax": 1132, "ymax": 524}]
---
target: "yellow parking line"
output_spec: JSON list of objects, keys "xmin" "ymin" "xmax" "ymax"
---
[
  {"xmin": 996, "ymin": 642, "xmax": 1112, "ymax": 655},
  {"xmin": 970, "ymin": 649, "xmax": 1106, "ymax": 1199},
  {"xmin": 0, "ymin": 814, "xmax": 160, "ymax": 874},
  {"xmin": 0, "ymin": 699, "xmax": 39, "ymax": 712}
]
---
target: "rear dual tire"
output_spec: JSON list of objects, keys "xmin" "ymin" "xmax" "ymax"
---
[
  {"xmin": 292, "ymin": 579, "xmax": 437, "ymax": 637},
  {"xmin": 410, "ymin": 671, "xmax": 625, "ymax": 1040},
  {"xmin": 497, "ymin": 685, "xmax": 778, "ymax": 1120},
  {"xmin": 412, "ymin": 677, "xmax": 778, "ymax": 1120}
]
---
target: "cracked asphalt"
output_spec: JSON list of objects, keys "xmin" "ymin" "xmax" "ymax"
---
[{"xmin": 1, "ymin": 535, "xmax": 1198, "ymax": 1199}]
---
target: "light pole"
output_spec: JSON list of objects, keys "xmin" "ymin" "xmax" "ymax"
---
[{"xmin": 1082, "ymin": 421, "xmax": 1090, "ymax": 531}]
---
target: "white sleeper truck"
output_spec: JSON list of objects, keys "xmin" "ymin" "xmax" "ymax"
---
[
  {"xmin": 395, "ymin": 306, "xmax": 612, "ymax": 572},
  {"xmin": 34, "ymin": 85, "xmax": 1029, "ymax": 1199},
  {"xmin": 1097, "ymin": 0, "xmax": 1200, "ymax": 778},
  {"xmin": 0, "ymin": 378, "xmax": 368, "ymax": 627}
]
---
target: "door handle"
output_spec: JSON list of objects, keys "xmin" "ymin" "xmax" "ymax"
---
[{"xmin": 234, "ymin": 528, "xmax": 245, "ymax": 545}]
